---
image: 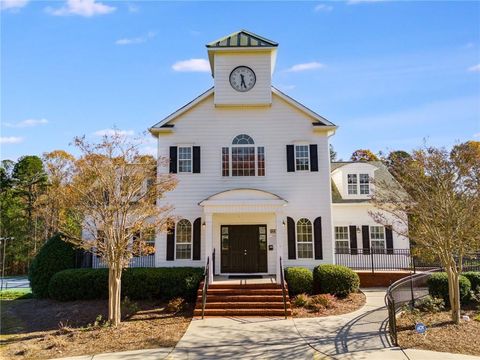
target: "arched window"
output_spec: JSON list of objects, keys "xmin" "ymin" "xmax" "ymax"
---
[
  {"xmin": 232, "ymin": 134, "xmax": 255, "ymax": 145},
  {"xmin": 176, "ymin": 219, "xmax": 192, "ymax": 259},
  {"xmin": 222, "ymin": 134, "xmax": 265, "ymax": 176},
  {"xmin": 296, "ymin": 218, "xmax": 313, "ymax": 259}
]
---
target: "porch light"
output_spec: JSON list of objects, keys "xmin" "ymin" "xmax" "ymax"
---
[
  {"xmin": 282, "ymin": 220, "xmax": 286, "ymax": 227},
  {"xmin": 202, "ymin": 221, "xmax": 206, "ymax": 228},
  {"xmin": 356, "ymin": 226, "xmax": 361, "ymax": 233}
]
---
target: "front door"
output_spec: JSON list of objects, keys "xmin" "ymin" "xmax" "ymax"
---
[{"xmin": 221, "ymin": 225, "xmax": 267, "ymax": 273}]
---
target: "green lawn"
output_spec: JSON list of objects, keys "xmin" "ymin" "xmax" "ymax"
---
[{"xmin": 0, "ymin": 289, "xmax": 33, "ymax": 300}]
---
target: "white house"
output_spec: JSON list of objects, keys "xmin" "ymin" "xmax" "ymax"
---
[{"xmin": 145, "ymin": 30, "xmax": 410, "ymax": 283}]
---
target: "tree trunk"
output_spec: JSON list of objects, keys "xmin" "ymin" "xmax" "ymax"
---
[
  {"xmin": 446, "ymin": 265, "xmax": 461, "ymax": 324},
  {"xmin": 108, "ymin": 266, "xmax": 122, "ymax": 326}
]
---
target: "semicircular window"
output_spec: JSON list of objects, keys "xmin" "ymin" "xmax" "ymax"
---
[{"xmin": 232, "ymin": 134, "xmax": 255, "ymax": 145}]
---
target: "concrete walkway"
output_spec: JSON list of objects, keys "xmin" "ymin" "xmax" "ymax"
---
[{"xmin": 56, "ymin": 289, "xmax": 480, "ymax": 359}]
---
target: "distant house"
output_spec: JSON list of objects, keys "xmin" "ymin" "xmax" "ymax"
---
[{"xmin": 93, "ymin": 30, "xmax": 410, "ymax": 282}]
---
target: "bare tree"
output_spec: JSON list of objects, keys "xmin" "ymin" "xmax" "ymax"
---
[
  {"xmin": 57, "ymin": 133, "xmax": 177, "ymax": 326},
  {"xmin": 370, "ymin": 144, "xmax": 480, "ymax": 324}
]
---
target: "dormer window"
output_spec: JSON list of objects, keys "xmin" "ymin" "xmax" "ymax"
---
[
  {"xmin": 222, "ymin": 134, "xmax": 265, "ymax": 177},
  {"xmin": 347, "ymin": 173, "xmax": 370, "ymax": 195}
]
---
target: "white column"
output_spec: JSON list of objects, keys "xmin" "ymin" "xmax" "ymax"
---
[
  {"xmin": 204, "ymin": 212, "xmax": 214, "ymax": 283},
  {"xmin": 275, "ymin": 210, "xmax": 285, "ymax": 284}
]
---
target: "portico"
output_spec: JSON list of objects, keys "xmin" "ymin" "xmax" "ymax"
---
[{"xmin": 199, "ymin": 189, "xmax": 287, "ymax": 284}]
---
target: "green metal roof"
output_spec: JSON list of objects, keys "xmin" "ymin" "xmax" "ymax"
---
[{"xmin": 206, "ymin": 30, "xmax": 278, "ymax": 48}]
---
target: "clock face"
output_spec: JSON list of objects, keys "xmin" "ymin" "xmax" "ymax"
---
[{"xmin": 229, "ymin": 66, "xmax": 256, "ymax": 92}]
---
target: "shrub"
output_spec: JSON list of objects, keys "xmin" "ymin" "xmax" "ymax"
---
[
  {"xmin": 48, "ymin": 267, "xmax": 203, "ymax": 302},
  {"xmin": 29, "ymin": 233, "xmax": 76, "ymax": 298},
  {"xmin": 414, "ymin": 296, "xmax": 445, "ymax": 313},
  {"xmin": 309, "ymin": 294, "xmax": 336, "ymax": 311},
  {"xmin": 121, "ymin": 297, "xmax": 139, "ymax": 318},
  {"xmin": 284, "ymin": 267, "xmax": 313, "ymax": 295},
  {"xmin": 463, "ymin": 272, "xmax": 480, "ymax": 291},
  {"xmin": 426, "ymin": 272, "xmax": 471, "ymax": 305},
  {"xmin": 292, "ymin": 293, "xmax": 310, "ymax": 308},
  {"xmin": 166, "ymin": 297, "xmax": 185, "ymax": 313},
  {"xmin": 313, "ymin": 264, "xmax": 360, "ymax": 297}
]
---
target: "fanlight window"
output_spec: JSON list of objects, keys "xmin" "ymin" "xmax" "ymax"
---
[{"xmin": 232, "ymin": 134, "xmax": 254, "ymax": 145}]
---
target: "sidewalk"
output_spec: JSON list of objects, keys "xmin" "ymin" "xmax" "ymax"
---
[{"xmin": 55, "ymin": 289, "xmax": 480, "ymax": 359}]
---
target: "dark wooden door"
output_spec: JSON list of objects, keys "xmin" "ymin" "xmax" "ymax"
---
[{"xmin": 221, "ymin": 225, "xmax": 267, "ymax": 273}]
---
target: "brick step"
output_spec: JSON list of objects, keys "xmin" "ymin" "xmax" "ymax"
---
[
  {"xmin": 198, "ymin": 288, "xmax": 283, "ymax": 296},
  {"xmin": 193, "ymin": 308, "xmax": 292, "ymax": 317},
  {"xmin": 195, "ymin": 301, "xmax": 290, "ymax": 310},
  {"xmin": 200, "ymin": 282, "xmax": 282, "ymax": 290},
  {"xmin": 197, "ymin": 295, "xmax": 285, "ymax": 302}
]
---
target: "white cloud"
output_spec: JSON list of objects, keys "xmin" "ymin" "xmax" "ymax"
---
[
  {"xmin": 172, "ymin": 58, "xmax": 210, "ymax": 73},
  {"xmin": 0, "ymin": 136, "xmax": 24, "ymax": 144},
  {"xmin": 286, "ymin": 62, "xmax": 325, "ymax": 72},
  {"xmin": 126, "ymin": 3, "xmax": 138, "ymax": 13},
  {"xmin": 474, "ymin": 133, "xmax": 480, "ymax": 138},
  {"xmin": 46, "ymin": 0, "xmax": 115, "ymax": 17},
  {"xmin": 0, "ymin": 0, "xmax": 29, "ymax": 11},
  {"xmin": 115, "ymin": 31, "xmax": 156, "ymax": 46},
  {"xmin": 140, "ymin": 146, "xmax": 157, "ymax": 156},
  {"xmin": 4, "ymin": 118, "xmax": 49, "ymax": 128},
  {"xmin": 314, "ymin": 4, "xmax": 333, "ymax": 12},
  {"xmin": 93, "ymin": 129, "xmax": 134, "ymax": 137},
  {"xmin": 468, "ymin": 64, "xmax": 480, "ymax": 72}
]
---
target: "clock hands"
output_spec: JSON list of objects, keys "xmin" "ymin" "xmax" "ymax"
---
[{"xmin": 240, "ymin": 74, "xmax": 246, "ymax": 89}]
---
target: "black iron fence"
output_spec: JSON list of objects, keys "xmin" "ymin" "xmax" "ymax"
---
[
  {"xmin": 335, "ymin": 249, "xmax": 480, "ymax": 273},
  {"xmin": 385, "ymin": 269, "xmax": 441, "ymax": 345}
]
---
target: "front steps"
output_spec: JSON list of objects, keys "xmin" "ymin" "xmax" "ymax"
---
[{"xmin": 194, "ymin": 282, "xmax": 292, "ymax": 317}]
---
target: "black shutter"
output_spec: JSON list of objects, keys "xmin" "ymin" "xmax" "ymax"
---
[
  {"xmin": 313, "ymin": 217, "xmax": 323, "ymax": 260},
  {"xmin": 192, "ymin": 146, "xmax": 201, "ymax": 173},
  {"xmin": 362, "ymin": 225, "xmax": 370, "ymax": 255},
  {"xmin": 169, "ymin": 146, "xmax": 177, "ymax": 174},
  {"xmin": 286, "ymin": 145, "xmax": 295, "ymax": 172},
  {"xmin": 192, "ymin": 217, "xmax": 201, "ymax": 260},
  {"xmin": 310, "ymin": 144, "xmax": 318, "ymax": 172},
  {"xmin": 166, "ymin": 225, "xmax": 175, "ymax": 261},
  {"xmin": 287, "ymin": 217, "xmax": 296, "ymax": 259},
  {"xmin": 386, "ymin": 226, "xmax": 394, "ymax": 254},
  {"xmin": 349, "ymin": 225, "xmax": 358, "ymax": 255}
]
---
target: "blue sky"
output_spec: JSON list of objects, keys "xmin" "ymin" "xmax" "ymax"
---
[{"xmin": 1, "ymin": 0, "xmax": 479, "ymax": 161}]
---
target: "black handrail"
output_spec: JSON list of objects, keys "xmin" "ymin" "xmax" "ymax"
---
[
  {"xmin": 279, "ymin": 256, "xmax": 288, "ymax": 319},
  {"xmin": 201, "ymin": 256, "xmax": 210, "ymax": 319}
]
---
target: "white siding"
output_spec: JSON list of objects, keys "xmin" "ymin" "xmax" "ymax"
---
[
  {"xmin": 155, "ymin": 92, "xmax": 334, "ymax": 269},
  {"xmin": 213, "ymin": 52, "xmax": 272, "ymax": 106}
]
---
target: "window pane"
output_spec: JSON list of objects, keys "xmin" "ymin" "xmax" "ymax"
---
[
  {"xmin": 295, "ymin": 145, "xmax": 309, "ymax": 171},
  {"xmin": 360, "ymin": 174, "xmax": 370, "ymax": 194},
  {"xmin": 176, "ymin": 244, "xmax": 191, "ymax": 259},
  {"xmin": 370, "ymin": 226, "xmax": 384, "ymax": 240},
  {"xmin": 335, "ymin": 226, "xmax": 349, "ymax": 240},
  {"xmin": 232, "ymin": 146, "xmax": 255, "ymax": 176},
  {"xmin": 176, "ymin": 219, "xmax": 191, "ymax": 243},
  {"xmin": 297, "ymin": 218, "xmax": 313, "ymax": 242},
  {"xmin": 232, "ymin": 134, "xmax": 254, "ymax": 145},
  {"xmin": 348, "ymin": 174, "xmax": 358, "ymax": 194},
  {"xmin": 335, "ymin": 240, "xmax": 350, "ymax": 254},
  {"xmin": 222, "ymin": 147, "xmax": 229, "ymax": 176},
  {"xmin": 178, "ymin": 147, "xmax": 192, "ymax": 173},
  {"xmin": 297, "ymin": 243, "xmax": 313, "ymax": 259},
  {"xmin": 257, "ymin": 147, "xmax": 265, "ymax": 176}
]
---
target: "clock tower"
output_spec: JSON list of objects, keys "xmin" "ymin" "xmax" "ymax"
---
[{"xmin": 206, "ymin": 30, "xmax": 278, "ymax": 107}]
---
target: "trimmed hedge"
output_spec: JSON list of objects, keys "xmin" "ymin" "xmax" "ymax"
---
[
  {"xmin": 29, "ymin": 233, "xmax": 76, "ymax": 298},
  {"xmin": 48, "ymin": 267, "xmax": 203, "ymax": 302},
  {"xmin": 463, "ymin": 272, "xmax": 480, "ymax": 291},
  {"xmin": 426, "ymin": 272, "xmax": 471, "ymax": 305},
  {"xmin": 284, "ymin": 267, "xmax": 313, "ymax": 295},
  {"xmin": 313, "ymin": 264, "xmax": 360, "ymax": 297}
]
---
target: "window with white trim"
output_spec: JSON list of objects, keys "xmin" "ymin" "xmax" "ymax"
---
[
  {"xmin": 359, "ymin": 174, "xmax": 370, "ymax": 194},
  {"xmin": 296, "ymin": 218, "xmax": 313, "ymax": 259},
  {"xmin": 335, "ymin": 226, "xmax": 350, "ymax": 254},
  {"xmin": 176, "ymin": 219, "xmax": 192, "ymax": 259},
  {"xmin": 222, "ymin": 134, "xmax": 265, "ymax": 177},
  {"xmin": 132, "ymin": 228, "xmax": 156, "ymax": 256},
  {"xmin": 295, "ymin": 145, "xmax": 310, "ymax": 171},
  {"xmin": 370, "ymin": 226, "xmax": 385, "ymax": 252},
  {"xmin": 178, "ymin": 147, "xmax": 192, "ymax": 173},
  {"xmin": 347, "ymin": 174, "xmax": 358, "ymax": 194}
]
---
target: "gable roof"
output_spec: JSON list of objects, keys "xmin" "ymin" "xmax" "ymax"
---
[
  {"xmin": 206, "ymin": 30, "xmax": 278, "ymax": 49},
  {"xmin": 149, "ymin": 87, "xmax": 337, "ymax": 132}
]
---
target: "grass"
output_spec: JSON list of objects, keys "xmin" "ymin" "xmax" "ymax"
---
[{"xmin": 0, "ymin": 289, "xmax": 33, "ymax": 300}]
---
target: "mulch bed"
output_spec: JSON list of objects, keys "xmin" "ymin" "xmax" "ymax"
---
[
  {"xmin": 0, "ymin": 298, "xmax": 193, "ymax": 360},
  {"xmin": 397, "ymin": 310, "xmax": 480, "ymax": 356},
  {"xmin": 292, "ymin": 292, "xmax": 366, "ymax": 317}
]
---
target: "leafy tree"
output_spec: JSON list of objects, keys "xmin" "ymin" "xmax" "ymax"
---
[
  {"xmin": 329, "ymin": 144, "xmax": 337, "ymax": 162},
  {"xmin": 56, "ymin": 132, "xmax": 177, "ymax": 326},
  {"xmin": 370, "ymin": 144, "xmax": 480, "ymax": 324},
  {"xmin": 350, "ymin": 149, "xmax": 379, "ymax": 162}
]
